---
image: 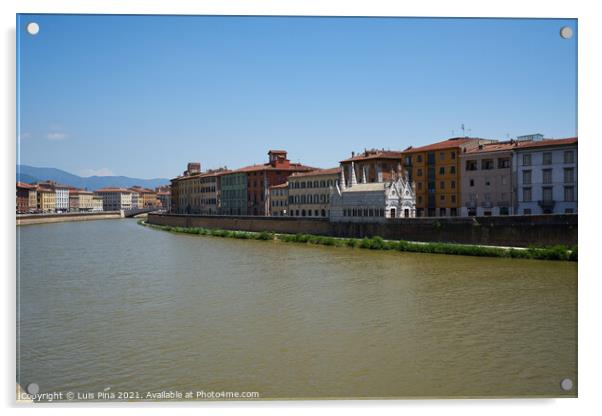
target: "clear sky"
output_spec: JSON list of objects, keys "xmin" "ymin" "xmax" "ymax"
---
[{"xmin": 17, "ymin": 14, "xmax": 577, "ymax": 179}]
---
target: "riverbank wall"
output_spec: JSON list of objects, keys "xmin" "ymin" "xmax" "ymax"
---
[
  {"xmin": 17, "ymin": 211, "xmax": 124, "ymax": 226},
  {"xmin": 147, "ymin": 213, "xmax": 577, "ymax": 247}
]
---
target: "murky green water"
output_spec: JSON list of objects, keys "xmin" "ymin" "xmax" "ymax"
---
[{"xmin": 17, "ymin": 219, "xmax": 577, "ymax": 400}]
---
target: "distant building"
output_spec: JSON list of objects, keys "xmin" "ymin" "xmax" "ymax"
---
[
  {"xmin": 170, "ymin": 166, "xmax": 228, "ymax": 214},
  {"xmin": 16, "ymin": 182, "xmax": 36, "ymax": 213},
  {"xmin": 128, "ymin": 188, "xmax": 141, "ymax": 209},
  {"xmin": 330, "ymin": 167, "xmax": 416, "ymax": 222},
  {"xmin": 512, "ymin": 137, "xmax": 577, "ymax": 215},
  {"xmin": 36, "ymin": 184, "xmax": 56, "ymax": 213},
  {"xmin": 287, "ymin": 167, "xmax": 339, "ymax": 218},
  {"xmin": 220, "ymin": 150, "xmax": 315, "ymax": 216},
  {"xmin": 156, "ymin": 188, "xmax": 171, "ymax": 211},
  {"xmin": 339, "ymin": 149, "xmax": 404, "ymax": 186},
  {"xmin": 269, "ymin": 183, "xmax": 289, "ymax": 216},
  {"xmin": 460, "ymin": 142, "xmax": 514, "ymax": 216},
  {"xmin": 95, "ymin": 188, "xmax": 133, "ymax": 211},
  {"xmin": 402, "ymin": 137, "xmax": 495, "ymax": 217},
  {"xmin": 92, "ymin": 195, "xmax": 104, "ymax": 212},
  {"xmin": 55, "ymin": 184, "xmax": 70, "ymax": 213}
]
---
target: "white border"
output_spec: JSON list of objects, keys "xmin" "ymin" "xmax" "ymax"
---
[{"xmin": 3, "ymin": 1, "xmax": 600, "ymax": 415}]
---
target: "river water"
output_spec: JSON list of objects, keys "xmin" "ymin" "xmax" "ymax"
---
[{"xmin": 17, "ymin": 219, "xmax": 577, "ymax": 399}]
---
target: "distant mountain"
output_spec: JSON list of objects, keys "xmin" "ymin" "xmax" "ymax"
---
[{"xmin": 17, "ymin": 165, "xmax": 170, "ymax": 191}]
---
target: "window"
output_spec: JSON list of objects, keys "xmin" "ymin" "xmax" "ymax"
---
[
  {"xmin": 564, "ymin": 150, "xmax": 574, "ymax": 164},
  {"xmin": 542, "ymin": 187, "xmax": 553, "ymax": 202},
  {"xmin": 417, "ymin": 182, "xmax": 423, "ymax": 191},
  {"xmin": 451, "ymin": 195, "xmax": 456, "ymax": 203},
  {"xmin": 450, "ymin": 166, "xmax": 456, "ymax": 174},
  {"xmin": 523, "ymin": 154, "xmax": 532, "ymax": 166},
  {"xmin": 564, "ymin": 186, "xmax": 575, "ymax": 202},
  {"xmin": 482, "ymin": 159, "xmax": 494, "ymax": 170},
  {"xmin": 523, "ymin": 170, "xmax": 532, "ymax": 185},
  {"xmin": 451, "ymin": 152, "xmax": 456, "ymax": 160},
  {"xmin": 439, "ymin": 152, "xmax": 445, "ymax": 161},
  {"xmin": 451, "ymin": 181, "xmax": 456, "ymax": 189},
  {"xmin": 440, "ymin": 194, "xmax": 445, "ymax": 202},
  {"xmin": 417, "ymin": 155, "xmax": 423, "ymax": 163},
  {"xmin": 564, "ymin": 168, "xmax": 574, "ymax": 183},
  {"xmin": 417, "ymin": 168, "xmax": 423, "ymax": 177},
  {"xmin": 466, "ymin": 160, "xmax": 477, "ymax": 171},
  {"xmin": 440, "ymin": 181, "xmax": 445, "ymax": 189},
  {"xmin": 565, "ymin": 208, "xmax": 574, "ymax": 214},
  {"xmin": 524, "ymin": 208, "xmax": 532, "ymax": 215},
  {"xmin": 417, "ymin": 196, "xmax": 423, "ymax": 205},
  {"xmin": 542, "ymin": 169, "xmax": 552, "ymax": 185},
  {"xmin": 439, "ymin": 167, "xmax": 445, "ymax": 175},
  {"xmin": 498, "ymin": 158, "xmax": 510, "ymax": 169},
  {"xmin": 523, "ymin": 187, "xmax": 532, "ymax": 202},
  {"xmin": 469, "ymin": 179, "xmax": 474, "ymax": 187},
  {"xmin": 543, "ymin": 152, "xmax": 552, "ymax": 165},
  {"xmin": 501, "ymin": 175, "xmax": 507, "ymax": 185},
  {"xmin": 485, "ymin": 178, "xmax": 491, "ymax": 186},
  {"xmin": 439, "ymin": 208, "xmax": 446, "ymax": 216}
]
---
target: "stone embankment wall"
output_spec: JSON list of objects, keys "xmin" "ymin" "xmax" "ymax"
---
[
  {"xmin": 17, "ymin": 211, "xmax": 123, "ymax": 226},
  {"xmin": 147, "ymin": 213, "xmax": 577, "ymax": 247}
]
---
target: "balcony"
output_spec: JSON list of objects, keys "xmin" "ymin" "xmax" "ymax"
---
[
  {"xmin": 481, "ymin": 201, "xmax": 493, "ymax": 208},
  {"xmin": 538, "ymin": 199, "xmax": 556, "ymax": 209}
]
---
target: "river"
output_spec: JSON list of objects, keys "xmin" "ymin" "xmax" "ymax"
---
[{"xmin": 17, "ymin": 219, "xmax": 577, "ymax": 399}]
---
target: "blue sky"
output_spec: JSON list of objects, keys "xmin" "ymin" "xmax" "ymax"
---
[{"xmin": 17, "ymin": 15, "xmax": 577, "ymax": 179}]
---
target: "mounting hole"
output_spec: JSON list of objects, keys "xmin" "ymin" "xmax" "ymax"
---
[
  {"xmin": 560, "ymin": 26, "xmax": 573, "ymax": 39},
  {"xmin": 26, "ymin": 383, "xmax": 39, "ymax": 395},
  {"xmin": 26, "ymin": 22, "xmax": 40, "ymax": 36},
  {"xmin": 560, "ymin": 378, "xmax": 574, "ymax": 391}
]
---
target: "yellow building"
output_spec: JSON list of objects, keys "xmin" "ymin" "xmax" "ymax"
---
[
  {"xmin": 287, "ymin": 167, "xmax": 340, "ymax": 218},
  {"xmin": 402, "ymin": 137, "xmax": 493, "ymax": 217},
  {"xmin": 36, "ymin": 187, "xmax": 56, "ymax": 213},
  {"xmin": 269, "ymin": 183, "xmax": 288, "ymax": 216}
]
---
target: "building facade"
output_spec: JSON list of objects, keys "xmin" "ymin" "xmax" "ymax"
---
[
  {"xmin": 95, "ymin": 188, "xmax": 133, "ymax": 211},
  {"xmin": 220, "ymin": 150, "xmax": 314, "ymax": 216},
  {"xmin": 402, "ymin": 137, "xmax": 494, "ymax": 217},
  {"xmin": 220, "ymin": 172, "xmax": 248, "ymax": 215},
  {"xmin": 460, "ymin": 142, "xmax": 514, "ymax": 216},
  {"xmin": 92, "ymin": 195, "xmax": 104, "ymax": 212},
  {"xmin": 170, "ymin": 166, "xmax": 228, "ymax": 214},
  {"xmin": 287, "ymin": 167, "xmax": 339, "ymax": 218},
  {"xmin": 16, "ymin": 182, "xmax": 36, "ymax": 213},
  {"xmin": 512, "ymin": 137, "xmax": 578, "ymax": 215},
  {"xmin": 36, "ymin": 186, "xmax": 56, "ymax": 213},
  {"xmin": 330, "ymin": 167, "xmax": 416, "ymax": 222},
  {"xmin": 339, "ymin": 149, "xmax": 404, "ymax": 186},
  {"xmin": 269, "ymin": 183, "xmax": 289, "ymax": 216},
  {"xmin": 55, "ymin": 184, "xmax": 70, "ymax": 213}
]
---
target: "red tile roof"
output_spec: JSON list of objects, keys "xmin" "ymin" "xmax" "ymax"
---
[
  {"xmin": 402, "ymin": 137, "xmax": 485, "ymax": 153},
  {"xmin": 289, "ymin": 167, "xmax": 340, "ymax": 178},
  {"xmin": 340, "ymin": 150, "xmax": 403, "ymax": 163},
  {"xmin": 228, "ymin": 163, "xmax": 316, "ymax": 174},
  {"xmin": 95, "ymin": 187, "xmax": 130, "ymax": 193},
  {"xmin": 465, "ymin": 142, "xmax": 515, "ymax": 154},
  {"xmin": 16, "ymin": 182, "xmax": 36, "ymax": 189},
  {"xmin": 513, "ymin": 137, "xmax": 577, "ymax": 150}
]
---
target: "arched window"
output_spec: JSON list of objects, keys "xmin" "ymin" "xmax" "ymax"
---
[
  {"xmin": 302, "ymin": 209, "xmax": 306, "ymax": 217},
  {"xmin": 321, "ymin": 209, "xmax": 326, "ymax": 217}
]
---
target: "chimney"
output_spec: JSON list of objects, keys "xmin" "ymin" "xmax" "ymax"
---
[{"xmin": 351, "ymin": 151, "xmax": 355, "ymax": 157}]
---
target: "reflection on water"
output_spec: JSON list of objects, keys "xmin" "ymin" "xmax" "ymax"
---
[{"xmin": 17, "ymin": 219, "xmax": 577, "ymax": 399}]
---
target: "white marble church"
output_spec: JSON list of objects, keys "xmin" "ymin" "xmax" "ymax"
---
[{"xmin": 329, "ymin": 162, "xmax": 416, "ymax": 222}]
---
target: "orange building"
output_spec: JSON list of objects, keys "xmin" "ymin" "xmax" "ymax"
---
[{"xmin": 402, "ymin": 137, "xmax": 494, "ymax": 217}]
